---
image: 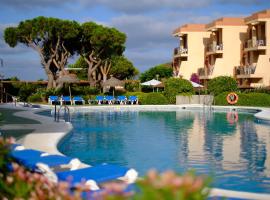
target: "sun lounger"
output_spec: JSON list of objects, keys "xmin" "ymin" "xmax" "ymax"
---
[
  {"xmin": 48, "ymin": 96, "xmax": 60, "ymax": 105},
  {"xmin": 104, "ymin": 96, "xmax": 115, "ymax": 105},
  {"xmin": 21, "ymin": 154, "xmax": 81, "ymax": 171},
  {"xmin": 73, "ymin": 96, "xmax": 85, "ymax": 105},
  {"xmin": 95, "ymin": 96, "xmax": 104, "ymax": 105},
  {"xmin": 128, "ymin": 96, "xmax": 138, "ymax": 105},
  {"xmin": 10, "ymin": 149, "xmax": 49, "ymax": 163},
  {"xmin": 10, "ymin": 147, "xmax": 138, "ymax": 191},
  {"xmin": 116, "ymin": 96, "xmax": 127, "ymax": 105},
  {"xmin": 55, "ymin": 164, "xmax": 138, "ymax": 190},
  {"xmin": 61, "ymin": 96, "xmax": 72, "ymax": 105}
]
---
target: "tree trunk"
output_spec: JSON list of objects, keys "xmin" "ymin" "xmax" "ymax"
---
[{"xmin": 100, "ymin": 60, "xmax": 111, "ymax": 93}]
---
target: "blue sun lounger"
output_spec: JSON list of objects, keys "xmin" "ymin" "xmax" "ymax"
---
[
  {"xmin": 104, "ymin": 96, "xmax": 115, "ymax": 104},
  {"xmin": 10, "ymin": 149, "xmax": 48, "ymax": 163},
  {"xmin": 48, "ymin": 96, "xmax": 60, "ymax": 105},
  {"xmin": 73, "ymin": 96, "xmax": 85, "ymax": 105},
  {"xmin": 116, "ymin": 96, "xmax": 127, "ymax": 105},
  {"xmin": 128, "ymin": 96, "xmax": 138, "ymax": 105},
  {"xmin": 21, "ymin": 154, "xmax": 81, "ymax": 171},
  {"xmin": 61, "ymin": 96, "xmax": 72, "ymax": 105},
  {"xmin": 55, "ymin": 164, "xmax": 138, "ymax": 190},
  {"xmin": 10, "ymin": 148, "xmax": 81, "ymax": 171},
  {"xmin": 95, "ymin": 96, "xmax": 104, "ymax": 104}
]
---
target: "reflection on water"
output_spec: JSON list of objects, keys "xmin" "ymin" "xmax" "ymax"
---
[{"xmin": 58, "ymin": 110, "xmax": 270, "ymax": 193}]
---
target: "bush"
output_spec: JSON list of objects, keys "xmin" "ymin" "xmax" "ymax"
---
[
  {"xmin": 125, "ymin": 80, "xmax": 140, "ymax": 92},
  {"xmin": 139, "ymin": 93, "xmax": 168, "ymax": 105},
  {"xmin": 208, "ymin": 76, "xmax": 237, "ymax": 96},
  {"xmin": 17, "ymin": 84, "xmax": 40, "ymax": 102},
  {"xmin": 215, "ymin": 92, "xmax": 270, "ymax": 107},
  {"xmin": 164, "ymin": 78, "xmax": 194, "ymax": 104},
  {"xmin": 27, "ymin": 93, "xmax": 44, "ymax": 103}
]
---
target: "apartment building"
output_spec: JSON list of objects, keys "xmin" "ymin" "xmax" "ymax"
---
[
  {"xmin": 172, "ymin": 24, "xmax": 210, "ymax": 79},
  {"xmin": 199, "ymin": 18, "xmax": 247, "ymax": 86},
  {"xmin": 235, "ymin": 9, "xmax": 270, "ymax": 88},
  {"xmin": 172, "ymin": 9, "xmax": 270, "ymax": 88}
]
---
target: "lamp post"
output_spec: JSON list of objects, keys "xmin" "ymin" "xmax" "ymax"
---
[
  {"xmin": 156, "ymin": 74, "xmax": 159, "ymax": 92},
  {"xmin": 0, "ymin": 58, "xmax": 3, "ymax": 103},
  {"xmin": 0, "ymin": 74, "xmax": 4, "ymax": 103}
]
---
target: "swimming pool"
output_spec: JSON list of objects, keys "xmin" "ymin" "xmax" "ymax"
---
[{"xmin": 56, "ymin": 110, "xmax": 270, "ymax": 193}]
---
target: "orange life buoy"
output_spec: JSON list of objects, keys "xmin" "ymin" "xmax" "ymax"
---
[
  {"xmin": 226, "ymin": 92, "xmax": 238, "ymax": 105},
  {"xmin": 226, "ymin": 112, "xmax": 238, "ymax": 124}
]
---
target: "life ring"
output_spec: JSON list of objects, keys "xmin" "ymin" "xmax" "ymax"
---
[
  {"xmin": 226, "ymin": 92, "xmax": 238, "ymax": 105},
  {"xmin": 226, "ymin": 112, "xmax": 238, "ymax": 124}
]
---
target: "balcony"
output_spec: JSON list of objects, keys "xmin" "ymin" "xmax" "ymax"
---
[
  {"xmin": 198, "ymin": 66, "xmax": 214, "ymax": 79},
  {"xmin": 235, "ymin": 65, "xmax": 262, "ymax": 79},
  {"xmin": 206, "ymin": 43, "xmax": 223, "ymax": 55},
  {"xmin": 244, "ymin": 39, "xmax": 266, "ymax": 51},
  {"xmin": 174, "ymin": 47, "xmax": 188, "ymax": 58}
]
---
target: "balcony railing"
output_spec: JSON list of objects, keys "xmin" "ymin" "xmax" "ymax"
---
[
  {"xmin": 206, "ymin": 43, "xmax": 223, "ymax": 53},
  {"xmin": 235, "ymin": 65, "xmax": 256, "ymax": 76},
  {"xmin": 245, "ymin": 39, "xmax": 265, "ymax": 49},
  {"xmin": 174, "ymin": 47, "xmax": 188, "ymax": 56},
  {"xmin": 198, "ymin": 66, "xmax": 214, "ymax": 77}
]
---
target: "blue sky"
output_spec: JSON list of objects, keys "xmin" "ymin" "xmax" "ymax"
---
[{"xmin": 0, "ymin": 0, "xmax": 269, "ymax": 80}]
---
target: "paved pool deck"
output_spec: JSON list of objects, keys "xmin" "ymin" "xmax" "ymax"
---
[{"xmin": 1, "ymin": 103, "xmax": 270, "ymax": 199}]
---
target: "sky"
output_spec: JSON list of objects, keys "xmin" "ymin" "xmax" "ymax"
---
[{"xmin": 0, "ymin": 0, "xmax": 269, "ymax": 80}]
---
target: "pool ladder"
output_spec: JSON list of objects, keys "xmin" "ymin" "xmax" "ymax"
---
[
  {"xmin": 203, "ymin": 95, "xmax": 214, "ymax": 111},
  {"xmin": 55, "ymin": 105, "xmax": 70, "ymax": 122}
]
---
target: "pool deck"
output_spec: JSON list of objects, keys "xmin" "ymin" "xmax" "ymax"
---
[{"xmin": 1, "ymin": 103, "xmax": 270, "ymax": 199}]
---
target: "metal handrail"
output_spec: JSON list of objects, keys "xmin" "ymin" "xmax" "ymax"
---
[{"xmin": 57, "ymin": 105, "xmax": 70, "ymax": 122}]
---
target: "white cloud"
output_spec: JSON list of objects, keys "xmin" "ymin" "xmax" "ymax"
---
[{"xmin": 80, "ymin": 0, "xmax": 211, "ymax": 13}]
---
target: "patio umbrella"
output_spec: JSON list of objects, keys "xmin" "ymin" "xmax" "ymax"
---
[
  {"xmin": 141, "ymin": 79, "xmax": 162, "ymax": 92},
  {"xmin": 141, "ymin": 79, "xmax": 161, "ymax": 86},
  {"xmin": 56, "ymin": 74, "xmax": 80, "ymax": 100},
  {"xmin": 189, "ymin": 80, "xmax": 203, "ymax": 88},
  {"xmin": 102, "ymin": 76, "xmax": 124, "ymax": 96}
]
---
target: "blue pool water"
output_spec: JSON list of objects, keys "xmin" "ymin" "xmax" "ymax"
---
[{"xmin": 55, "ymin": 110, "xmax": 270, "ymax": 193}]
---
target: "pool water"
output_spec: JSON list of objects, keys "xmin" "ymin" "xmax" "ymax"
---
[{"xmin": 57, "ymin": 110, "xmax": 270, "ymax": 193}]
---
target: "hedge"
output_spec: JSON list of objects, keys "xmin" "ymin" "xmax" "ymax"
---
[
  {"xmin": 164, "ymin": 78, "xmax": 194, "ymax": 104},
  {"xmin": 215, "ymin": 92, "xmax": 270, "ymax": 107},
  {"xmin": 208, "ymin": 76, "xmax": 238, "ymax": 96},
  {"xmin": 139, "ymin": 93, "xmax": 168, "ymax": 105}
]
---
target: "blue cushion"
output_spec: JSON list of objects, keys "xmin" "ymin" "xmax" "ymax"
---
[
  {"xmin": 105, "ymin": 96, "xmax": 114, "ymax": 101},
  {"xmin": 128, "ymin": 96, "xmax": 137, "ymax": 101},
  {"xmin": 62, "ymin": 96, "xmax": 71, "ymax": 101},
  {"xmin": 11, "ymin": 149, "xmax": 45, "ymax": 163},
  {"xmin": 22, "ymin": 155, "xmax": 73, "ymax": 170},
  {"xmin": 73, "ymin": 96, "xmax": 83, "ymax": 101},
  {"xmin": 117, "ymin": 96, "xmax": 127, "ymax": 101},
  {"xmin": 96, "ymin": 96, "xmax": 104, "ymax": 101},
  {"xmin": 49, "ymin": 96, "xmax": 58, "ymax": 101},
  {"xmin": 56, "ymin": 164, "xmax": 129, "ymax": 187}
]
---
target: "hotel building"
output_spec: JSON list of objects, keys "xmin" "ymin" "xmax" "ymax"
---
[{"xmin": 172, "ymin": 9, "xmax": 270, "ymax": 88}]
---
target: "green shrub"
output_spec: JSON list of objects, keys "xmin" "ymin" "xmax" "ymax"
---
[
  {"xmin": 27, "ymin": 93, "xmax": 44, "ymax": 103},
  {"xmin": 208, "ymin": 76, "xmax": 237, "ymax": 96},
  {"xmin": 17, "ymin": 84, "xmax": 40, "ymax": 102},
  {"xmin": 164, "ymin": 78, "xmax": 194, "ymax": 104},
  {"xmin": 71, "ymin": 86, "xmax": 100, "ymax": 96},
  {"xmin": 125, "ymin": 81, "xmax": 140, "ymax": 92},
  {"xmin": 215, "ymin": 92, "xmax": 270, "ymax": 107},
  {"xmin": 139, "ymin": 93, "xmax": 168, "ymax": 105}
]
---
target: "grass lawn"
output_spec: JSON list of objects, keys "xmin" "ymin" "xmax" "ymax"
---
[
  {"xmin": 0, "ymin": 108, "xmax": 40, "ymax": 139},
  {"xmin": 0, "ymin": 108, "xmax": 40, "ymax": 125},
  {"xmin": 0, "ymin": 129, "xmax": 35, "ymax": 140}
]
